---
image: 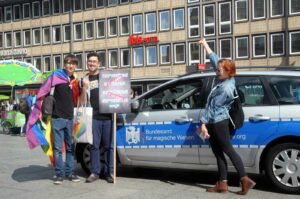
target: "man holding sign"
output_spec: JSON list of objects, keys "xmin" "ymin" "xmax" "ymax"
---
[{"xmin": 83, "ymin": 52, "xmax": 114, "ymax": 183}]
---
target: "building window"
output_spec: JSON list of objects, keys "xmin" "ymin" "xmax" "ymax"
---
[
  {"xmin": 188, "ymin": 0, "xmax": 199, "ymax": 3},
  {"xmin": 34, "ymin": 57, "xmax": 42, "ymax": 71},
  {"xmin": 96, "ymin": 20, "xmax": 105, "ymax": 38},
  {"xmin": 160, "ymin": 10, "xmax": 170, "ymax": 31},
  {"xmin": 133, "ymin": 47, "xmax": 143, "ymax": 67},
  {"xmin": 236, "ymin": 37, "xmax": 249, "ymax": 58},
  {"xmin": 108, "ymin": 18, "xmax": 117, "ymax": 37},
  {"xmin": 173, "ymin": 8, "xmax": 184, "ymax": 30},
  {"xmin": 220, "ymin": 38, "xmax": 232, "ymax": 59},
  {"xmin": 5, "ymin": 32, "xmax": 12, "ymax": 48},
  {"xmin": 0, "ymin": 8, "xmax": 3, "ymax": 22},
  {"xmin": 14, "ymin": 31, "xmax": 22, "ymax": 47},
  {"xmin": 98, "ymin": 51, "xmax": 106, "ymax": 68},
  {"xmin": 109, "ymin": 49, "xmax": 118, "ymax": 68},
  {"xmin": 53, "ymin": 55, "xmax": 62, "ymax": 69},
  {"xmin": 43, "ymin": 27, "xmax": 51, "ymax": 44},
  {"xmin": 43, "ymin": 56, "xmax": 51, "ymax": 72},
  {"xmin": 85, "ymin": 0, "xmax": 93, "ymax": 9},
  {"xmin": 63, "ymin": 0, "xmax": 72, "ymax": 12},
  {"xmin": 219, "ymin": 2, "xmax": 231, "ymax": 35},
  {"xmin": 4, "ymin": 6, "xmax": 12, "ymax": 21},
  {"xmin": 0, "ymin": 33, "xmax": 3, "ymax": 48},
  {"xmin": 120, "ymin": 0, "xmax": 129, "ymax": 4},
  {"xmin": 33, "ymin": 29, "xmax": 41, "ymax": 45},
  {"xmin": 32, "ymin": 1, "xmax": 40, "ymax": 18},
  {"xmin": 289, "ymin": 31, "xmax": 300, "ymax": 55},
  {"xmin": 120, "ymin": 16, "xmax": 130, "ymax": 35},
  {"xmin": 203, "ymin": 4, "xmax": 215, "ymax": 36},
  {"xmin": 74, "ymin": 23, "xmax": 83, "ymax": 40},
  {"xmin": 235, "ymin": 0, "xmax": 248, "ymax": 22},
  {"xmin": 189, "ymin": 42, "xmax": 199, "ymax": 65},
  {"xmin": 23, "ymin": 3, "xmax": 31, "ymax": 19},
  {"xmin": 108, "ymin": 0, "xmax": 118, "ymax": 6},
  {"xmin": 53, "ymin": 26, "xmax": 61, "ymax": 43},
  {"xmin": 204, "ymin": 40, "xmax": 215, "ymax": 63},
  {"xmin": 133, "ymin": 14, "xmax": 143, "ymax": 34},
  {"xmin": 24, "ymin": 30, "xmax": 31, "ymax": 46},
  {"xmin": 188, "ymin": 6, "xmax": 199, "ymax": 38},
  {"xmin": 174, "ymin": 43, "xmax": 185, "ymax": 64},
  {"xmin": 146, "ymin": 46, "xmax": 157, "ymax": 65},
  {"xmin": 53, "ymin": 0, "xmax": 61, "ymax": 14},
  {"xmin": 13, "ymin": 5, "xmax": 21, "ymax": 20},
  {"xmin": 253, "ymin": 0, "xmax": 265, "ymax": 19},
  {"xmin": 121, "ymin": 48, "xmax": 130, "ymax": 67},
  {"xmin": 43, "ymin": 0, "xmax": 51, "ymax": 16},
  {"xmin": 289, "ymin": 0, "xmax": 300, "ymax": 15},
  {"xmin": 75, "ymin": 53, "xmax": 83, "ymax": 70},
  {"xmin": 64, "ymin": 25, "xmax": 71, "ymax": 42},
  {"xmin": 96, "ymin": 0, "xmax": 105, "ymax": 7},
  {"xmin": 253, "ymin": 35, "xmax": 266, "ymax": 57},
  {"xmin": 271, "ymin": 0, "xmax": 284, "ymax": 17},
  {"xmin": 160, "ymin": 44, "xmax": 171, "ymax": 64},
  {"xmin": 74, "ymin": 0, "xmax": 82, "ymax": 11},
  {"xmin": 85, "ymin": 21, "xmax": 94, "ymax": 39},
  {"xmin": 24, "ymin": 57, "xmax": 32, "ymax": 64},
  {"xmin": 271, "ymin": 33, "xmax": 284, "ymax": 56},
  {"xmin": 146, "ymin": 12, "xmax": 156, "ymax": 33}
]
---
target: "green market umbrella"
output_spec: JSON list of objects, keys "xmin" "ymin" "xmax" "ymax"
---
[{"xmin": 0, "ymin": 60, "xmax": 42, "ymax": 86}]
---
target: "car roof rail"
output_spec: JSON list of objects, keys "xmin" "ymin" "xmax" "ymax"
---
[{"xmin": 236, "ymin": 66, "xmax": 300, "ymax": 71}]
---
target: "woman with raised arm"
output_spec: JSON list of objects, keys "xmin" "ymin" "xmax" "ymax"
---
[{"xmin": 198, "ymin": 38, "xmax": 255, "ymax": 195}]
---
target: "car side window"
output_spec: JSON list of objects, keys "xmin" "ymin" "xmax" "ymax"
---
[
  {"xmin": 268, "ymin": 76, "xmax": 300, "ymax": 105},
  {"xmin": 235, "ymin": 76, "xmax": 270, "ymax": 106},
  {"xmin": 142, "ymin": 79, "xmax": 204, "ymax": 110}
]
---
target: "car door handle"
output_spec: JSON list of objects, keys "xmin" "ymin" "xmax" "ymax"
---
[
  {"xmin": 249, "ymin": 114, "xmax": 271, "ymax": 122},
  {"xmin": 175, "ymin": 118, "xmax": 193, "ymax": 123}
]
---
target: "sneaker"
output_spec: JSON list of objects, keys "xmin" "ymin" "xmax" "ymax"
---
[
  {"xmin": 53, "ymin": 176, "xmax": 63, "ymax": 185},
  {"xmin": 105, "ymin": 175, "xmax": 114, "ymax": 183},
  {"xmin": 86, "ymin": 173, "xmax": 99, "ymax": 183},
  {"xmin": 67, "ymin": 174, "xmax": 80, "ymax": 183}
]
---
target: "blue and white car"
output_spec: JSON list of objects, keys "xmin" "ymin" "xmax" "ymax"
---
[{"xmin": 76, "ymin": 69, "xmax": 300, "ymax": 193}]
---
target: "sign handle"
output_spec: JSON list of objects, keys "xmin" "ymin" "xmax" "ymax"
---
[{"xmin": 113, "ymin": 112, "xmax": 117, "ymax": 184}]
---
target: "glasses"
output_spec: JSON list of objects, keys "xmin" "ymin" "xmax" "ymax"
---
[
  {"xmin": 88, "ymin": 60, "xmax": 99, "ymax": 64},
  {"xmin": 66, "ymin": 62, "xmax": 76, "ymax": 65}
]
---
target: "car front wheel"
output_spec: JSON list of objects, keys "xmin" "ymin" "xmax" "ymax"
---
[{"xmin": 265, "ymin": 143, "xmax": 300, "ymax": 193}]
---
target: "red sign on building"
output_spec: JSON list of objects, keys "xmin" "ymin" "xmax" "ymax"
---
[{"xmin": 128, "ymin": 35, "xmax": 159, "ymax": 45}]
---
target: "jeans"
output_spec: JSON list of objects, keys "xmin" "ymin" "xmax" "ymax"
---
[
  {"xmin": 52, "ymin": 118, "xmax": 74, "ymax": 177},
  {"xmin": 90, "ymin": 119, "xmax": 113, "ymax": 176}
]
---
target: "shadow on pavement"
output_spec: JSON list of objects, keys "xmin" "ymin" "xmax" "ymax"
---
[{"xmin": 12, "ymin": 165, "xmax": 53, "ymax": 182}]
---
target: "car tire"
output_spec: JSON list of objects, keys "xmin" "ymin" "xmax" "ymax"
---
[
  {"xmin": 265, "ymin": 143, "xmax": 300, "ymax": 193},
  {"xmin": 77, "ymin": 143, "xmax": 105, "ymax": 175}
]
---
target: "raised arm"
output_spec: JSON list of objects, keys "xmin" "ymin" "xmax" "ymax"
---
[{"xmin": 198, "ymin": 37, "xmax": 219, "ymax": 70}]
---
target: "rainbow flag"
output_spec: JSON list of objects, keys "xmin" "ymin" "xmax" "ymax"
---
[{"xmin": 26, "ymin": 69, "xmax": 79, "ymax": 165}]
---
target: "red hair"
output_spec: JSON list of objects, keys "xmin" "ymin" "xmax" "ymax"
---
[{"xmin": 218, "ymin": 59, "xmax": 236, "ymax": 77}]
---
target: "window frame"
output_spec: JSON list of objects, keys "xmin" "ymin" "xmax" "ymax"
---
[
  {"xmin": 63, "ymin": 0, "xmax": 72, "ymax": 13},
  {"xmin": 133, "ymin": 14, "xmax": 143, "ymax": 34},
  {"xmin": 235, "ymin": 36, "xmax": 249, "ymax": 59},
  {"xmin": 53, "ymin": 54, "xmax": 62, "ymax": 69},
  {"xmin": 4, "ymin": 6, "xmax": 12, "ymax": 22},
  {"xmin": 14, "ymin": 31, "xmax": 22, "ymax": 47},
  {"xmin": 146, "ymin": 45, "xmax": 157, "ymax": 66},
  {"xmin": 43, "ymin": 56, "xmax": 52, "ymax": 72},
  {"xmin": 23, "ymin": 3, "xmax": 31, "ymax": 19},
  {"xmin": 52, "ymin": 0, "xmax": 61, "ymax": 14},
  {"xmin": 42, "ymin": 0, "xmax": 51, "ymax": 16},
  {"xmin": 23, "ymin": 29, "xmax": 31, "ymax": 46},
  {"xmin": 159, "ymin": 10, "xmax": 170, "ymax": 31},
  {"xmin": 53, "ymin": 25, "xmax": 62, "ymax": 43},
  {"xmin": 74, "ymin": 0, "xmax": 83, "ymax": 11},
  {"xmin": 32, "ymin": 1, "xmax": 40, "ymax": 18},
  {"xmin": 289, "ymin": 31, "xmax": 300, "ymax": 55},
  {"xmin": 108, "ymin": 49, "xmax": 118, "ymax": 68},
  {"xmin": 63, "ymin": 24, "xmax": 71, "ymax": 42},
  {"xmin": 219, "ymin": 38, "xmax": 232, "ymax": 59},
  {"xmin": 270, "ymin": 0, "xmax": 284, "ymax": 17},
  {"xmin": 43, "ymin": 27, "xmax": 51, "ymax": 44},
  {"xmin": 84, "ymin": 0, "xmax": 94, "ymax": 10},
  {"xmin": 219, "ymin": 1, "xmax": 232, "ymax": 35},
  {"xmin": 253, "ymin": 34, "xmax": 267, "ymax": 57},
  {"xmin": 33, "ymin": 56, "xmax": 42, "ymax": 72},
  {"xmin": 173, "ymin": 43, "xmax": 185, "ymax": 64},
  {"xmin": 160, "ymin": 44, "xmax": 171, "ymax": 65},
  {"xmin": 108, "ymin": 17, "xmax": 118, "ymax": 37},
  {"xmin": 146, "ymin": 12, "xmax": 157, "ymax": 33},
  {"xmin": 270, "ymin": 33, "xmax": 285, "ymax": 56},
  {"xmin": 85, "ymin": 21, "xmax": 94, "ymax": 40},
  {"xmin": 120, "ymin": 48, "xmax": 131, "ymax": 67},
  {"xmin": 74, "ymin": 23, "xmax": 83, "ymax": 41},
  {"xmin": 173, "ymin": 8, "xmax": 185, "ymax": 30},
  {"xmin": 96, "ymin": 19, "xmax": 106, "ymax": 38},
  {"xmin": 33, "ymin": 28, "xmax": 41, "ymax": 45},
  {"xmin": 133, "ymin": 47, "xmax": 144, "ymax": 67},
  {"xmin": 120, "ymin": 16, "xmax": 130, "ymax": 36},
  {"xmin": 188, "ymin": 6, "xmax": 200, "ymax": 38},
  {"xmin": 97, "ymin": 50, "xmax": 107, "ymax": 68},
  {"xmin": 74, "ymin": 53, "xmax": 83, "ymax": 70},
  {"xmin": 204, "ymin": 40, "xmax": 216, "ymax": 63},
  {"xmin": 235, "ymin": 0, "xmax": 248, "ymax": 22},
  {"xmin": 189, "ymin": 41, "xmax": 200, "ymax": 65},
  {"xmin": 289, "ymin": 0, "xmax": 300, "ymax": 15},
  {"xmin": 13, "ymin": 4, "xmax": 21, "ymax": 21},
  {"xmin": 252, "ymin": 0, "xmax": 266, "ymax": 20},
  {"xmin": 203, "ymin": 4, "xmax": 215, "ymax": 36}
]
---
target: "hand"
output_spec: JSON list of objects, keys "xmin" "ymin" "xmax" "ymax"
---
[
  {"xmin": 200, "ymin": 124, "xmax": 210, "ymax": 139},
  {"xmin": 198, "ymin": 37, "xmax": 207, "ymax": 46}
]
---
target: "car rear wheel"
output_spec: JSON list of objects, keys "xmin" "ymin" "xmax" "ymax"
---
[{"xmin": 265, "ymin": 143, "xmax": 300, "ymax": 193}]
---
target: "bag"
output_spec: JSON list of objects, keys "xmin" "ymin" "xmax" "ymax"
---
[
  {"xmin": 42, "ymin": 87, "xmax": 55, "ymax": 117},
  {"xmin": 73, "ymin": 106, "xmax": 93, "ymax": 144},
  {"xmin": 19, "ymin": 98, "xmax": 30, "ymax": 114},
  {"xmin": 229, "ymin": 90, "xmax": 244, "ymax": 131}
]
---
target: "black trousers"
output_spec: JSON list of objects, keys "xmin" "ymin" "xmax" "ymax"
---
[{"xmin": 207, "ymin": 119, "xmax": 246, "ymax": 181}]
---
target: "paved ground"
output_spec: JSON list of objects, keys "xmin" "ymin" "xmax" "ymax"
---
[{"xmin": 0, "ymin": 130, "xmax": 299, "ymax": 199}]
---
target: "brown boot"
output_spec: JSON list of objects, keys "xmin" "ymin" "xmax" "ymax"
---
[
  {"xmin": 237, "ymin": 176, "xmax": 256, "ymax": 195},
  {"xmin": 207, "ymin": 181, "xmax": 228, "ymax": 193}
]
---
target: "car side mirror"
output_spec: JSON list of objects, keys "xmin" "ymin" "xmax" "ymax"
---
[{"xmin": 131, "ymin": 99, "xmax": 139, "ymax": 111}]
